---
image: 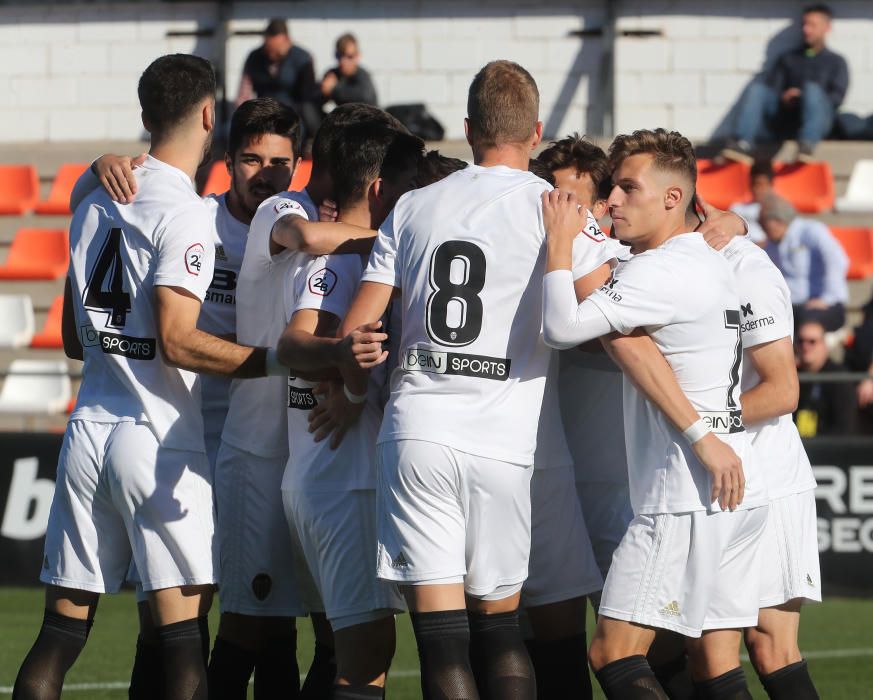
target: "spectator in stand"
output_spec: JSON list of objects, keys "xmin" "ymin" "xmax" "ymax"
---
[
  {"xmin": 237, "ymin": 19, "xmax": 321, "ymax": 137},
  {"xmin": 794, "ymin": 319, "xmax": 858, "ymax": 436},
  {"xmin": 729, "ymin": 159, "xmax": 775, "ymax": 244},
  {"xmin": 721, "ymin": 4, "xmax": 849, "ymax": 164},
  {"xmin": 321, "ymin": 33, "xmax": 378, "ymax": 107},
  {"xmin": 760, "ymin": 193, "xmax": 849, "ymax": 331}
]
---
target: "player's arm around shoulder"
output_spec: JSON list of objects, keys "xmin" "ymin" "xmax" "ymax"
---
[{"xmin": 270, "ymin": 203, "xmax": 375, "ymax": 256}]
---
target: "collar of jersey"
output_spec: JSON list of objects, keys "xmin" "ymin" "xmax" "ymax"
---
[{"xmin": 140, "ymin": 155, "xmax": 198, "ymax": 193}]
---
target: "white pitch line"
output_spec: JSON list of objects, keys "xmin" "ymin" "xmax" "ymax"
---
[{"xmin": 3, "ymin": 652, "xmax": 872, "ymax": 695}]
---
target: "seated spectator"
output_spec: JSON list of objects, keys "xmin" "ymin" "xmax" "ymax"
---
[
  {"xmin": 237, "ymin": 19, "xmax": 320, "ymax": 137},
  {"xmin": 729, "ymin": 159, "xmax": 774, "ymax": 244},
  {"xmin": 794, "ymin": 319, "xmax": 858, "ymax": 435},
  {"xmin": 760, "ymin": 193, "xmax": 848, "ymax": 331},
  {"xmin": 321, "ymin": 33, "xmax": 378, "ymax": 107},
  {"xmin": 721, "ymin": 4, "xmax": 848, "ymax": 164}
]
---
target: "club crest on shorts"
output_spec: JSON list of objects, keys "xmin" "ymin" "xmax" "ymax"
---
[
  {"xmin": 251, "ymin": 573, "xmax": 272, "ymax": 601},
  {"xmin": 185, "ymin": 243, "xmax": 205, "ymax": 276},
  {"xmin": 308, "ymin": 267, "xmax": 337, "ymax": 296}
]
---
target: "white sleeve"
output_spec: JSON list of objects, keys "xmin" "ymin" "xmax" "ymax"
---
[
  {"xmin": 739, "ymin": 266, "xmax": 794, "ymax": 348},
  {"xmin": 542, "ymin": 270, "xmax": 615, "ymax": 349},
  {"xmin": 362, "ymin": 209, "xmax": 400, "ymax": 288},
  {"xmin": 586, "ymin": 255, "xmax": 680, "ymax": 335},
  {"xmin": 69, "ymin": 161, "xmax": 101, "ymax": 212},
  {"xmin": 571, "ymin": 212, "xmax": 620, "ymax": 280},
  {"xmin": 153, "ymin": 203, "xmax": 215, "ymax": 301},
  {"xmin": 293, "ymin": 254, "xmax": 363, "ymax": 320}
]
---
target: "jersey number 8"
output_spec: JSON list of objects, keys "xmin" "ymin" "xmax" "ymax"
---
[{"xmin": 426, "ymin": 240, "xmax": 486, "ymax": 347}]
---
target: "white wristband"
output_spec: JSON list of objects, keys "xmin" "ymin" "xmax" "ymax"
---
[
  {"xmin": 682, "ymin": 418, "xmax": 711, "ymax": 445},
  {"xmin": 343, "ymin": 384, "xmax": 367, "ymax": 404},
  {"xmin": 264, "ymin": 347, "xmax": 287, "ymax": 376}
]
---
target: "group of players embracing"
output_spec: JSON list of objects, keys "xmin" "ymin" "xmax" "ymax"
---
[{"xmin": 12, "ymin": 52, "xmax": 820, "ymax": 700}]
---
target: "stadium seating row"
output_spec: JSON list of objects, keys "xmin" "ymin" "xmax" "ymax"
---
[
  {"xmin": 0, "ymin": 359, "xmax": 71, "ymax": 416},
  {"xmin": 0, "ymin": 228, "xmax": 68, "ymax": 280},
  {"xmin": 0, "ymin": 294, "xmax": 63, "ymax": 349},
  {"xmin": 0, "ymin": 159, "xmax": 314, "ymax": 216}
]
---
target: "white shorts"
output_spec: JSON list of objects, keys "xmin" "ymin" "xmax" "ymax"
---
[
  {"xmin": 576, "ymin": 480, "xmax": 634, "ymax": 582},
  {"xmin": 42, "ymin": 420, "xmax": 215, "ymax": 593},
  {"xmin": 376, "ymin": 439, "xmax": 533, "ymax": 599},
  {"xmin": 522, "ymin": 466, "xmax": 603, "ymax": 607},
  {"xmin": 600, "ymin": 506, "xmax": 769, "ymax": 637},
  {"xmin": 283, "ymin": 487, "xmax": 404, "ymax": 631},
  {"xmin": 759, "ymin": 490, "xmax": 822, "ymax": 608},
  {"xmin": 202, "ymin": 406, "xmax": 228, "ymax": 478},
  {"xmin": 214, "ymin": 441, "xmax": 306, "ymax": 617}
]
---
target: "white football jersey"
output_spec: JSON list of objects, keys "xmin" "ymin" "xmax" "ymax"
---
[
  {"xmin": 722, "ymin": 237, "xmax": 816, "ymax": 498},
  {"xmin": 69, "ymin": 156, "xmax": 214, "ymax": 452},
  {"xmin": 284, "ymin": 253, "xmax": 384, "ymax": 492},
  {"xmin": 535, "ymin": 231, "xmax": 621, "ymax": 470},
  {"xmin": 197, "ymin": 194, "xmax": 248, "ymax": 412},
  {"xmin": 220, "ymin": 189, "xmax": 317, "ymax": 458},
  {"xmin": 365, "ymin": 164, "xmax": 556, "ymax": 465},
  {"xmin": 587, "ymin": 233, "xmax": 767, "ymax": 514}
]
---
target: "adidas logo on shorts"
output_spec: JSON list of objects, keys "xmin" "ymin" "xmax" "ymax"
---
[
  {"xmin": 659, "ymin": 600, "xmax": 681, "ymax": 617},
  {"xmin": 807, "ymin": 573, "xmax": 815, "ymax": 587},
  {"xmin": 391, "ymin": 552, "xmax": 409, "ymax": 570}
]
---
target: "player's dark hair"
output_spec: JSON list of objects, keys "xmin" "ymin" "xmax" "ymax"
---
[
  {"xmin": 467, "ymin": 60, "xmax": 539, "ymax": 149},
  {"xmin": 528, "ymin": 159, "xmax": 555, "ymax": 186},
  {"xmin": 414, "ymin": 150, "xmax": 469, "ymax": 188},
  {"xmin": 336, "ymin": 33, "xmax": 358, "ymax": 57},
  {"xmin": 536, "ymin": 133, "xmax": 610, "ymax": 200},
  {"xmin": 311, "ymin": 103, "xmax": 408, "ymax": 175},
  {"xmin": 608, "ymin": 128, "xmax": 697, "ymax": 187},
  {"xmin": 750, "ymin": 159, "xmax": 774, "ymax": 181},
  {"xmin": 227, "ymin": 98, "xmax": 302, "ymax": 161},
  {"xmin": 138, "ymin": 54, "xmax": 216, "ymax": 136},
  {"xmin": 330, "ymin": 123, "xmax": 423, "ymax": 209},
  {"xmin": 803, "ymin": 4, "xmax": 832, "ymax": 18},
  {"xmin": 265, "ymin": 19, "xmax": 289, "ymax": 37}
]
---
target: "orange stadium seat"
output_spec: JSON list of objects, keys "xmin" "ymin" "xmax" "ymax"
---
[
  {"xmin": 773, "ymin": 161, "xmax": 835, "ymax": 213},
  {"xmin": 0, "ymin": 164, "xmax": 40, "ymax": 215},
  {"xmin": 695, "ymin": 159, "xmax": 751, "ymax": 210},
  {"xmin": 34, "ymin": 163, "xmax": 90, "ymax": 215},
  {"xmin": 202, "ymin": 158, "xmax": 312, "ymax": 196},
  {"xmin": 289, "ymin": 158, "xmax": 312, "ymax": 192},
  {"xmin": 30, "ymin": 295, "xmax": 64, "ymax": 349},
  {"xmin": 830, "ymin": 226, "xmax": 873, "ymax": 280},
  {"xmin": 0, "ymin": 228, "xmax": 69, "ymax": 280}
]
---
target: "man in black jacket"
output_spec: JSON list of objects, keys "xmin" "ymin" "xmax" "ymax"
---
[
  {"xmin": 237, "ymin": 19, "xmax": 321, "ymax": 138},
  {"xmin": 722, "ymin": 4, "xmax": 848, "ymax": 164}
]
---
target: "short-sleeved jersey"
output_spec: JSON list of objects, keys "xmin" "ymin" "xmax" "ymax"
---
[
  {"xmin": 197, "ymin": 194, "xmax": 248, "ymax": 412},
  {"xmin": 364, "ymin": 164, "xmax": 554, "ymax": 465},
  {"xmin": 220, "ymin": 189, "xmax": 317, "ymax": 458},
  {"xmin": 69, "ymin": 156, "xmax": 214, "ymax": 452},
  {"xmin": 535, "ymin": 231, "xmax": 622, "ymax": 470},
  {"xmin": 722, "ymin": 237, "xmax": 816, "ymax": 498},
  {"xmin": 284, "ymin": 253, "xmax": 384, "ymax": 492},
  {"xmin": 587, "ymin": 232, "xmax": 768, "ymax": 514}
]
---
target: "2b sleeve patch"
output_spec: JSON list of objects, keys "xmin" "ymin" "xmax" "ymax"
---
[
  {"xmin": 308, "ymin": 267, "xmax": 338, "ymax": 296},
  {"xmin": 581, "ymin": 212, "xmax": 607, "ymax": 243},
  {"xmin": 274, "ymin": 199, "xmax": 306, "ymax": 216},
  {"xmin": 185, "ymin": 243, "xmax": 205, "ymax": 276}
]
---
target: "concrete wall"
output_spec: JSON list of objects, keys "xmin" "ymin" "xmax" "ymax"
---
[{"xmin": 0, "ymin": 0, "xmax": 870, "ymax": 144}]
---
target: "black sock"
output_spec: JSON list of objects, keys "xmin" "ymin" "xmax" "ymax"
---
[
  {"xmin": 300, "ymin": 642, "xmax": 337, "ymax": 699},
  {"xmin": 411, "ymin": 610, "xmax": 479, "ymax": 700},
  {"xmin": 468, "ymin": 610, "xmax": 535, "ymax": 700},
  {"xmin": 129, "ymin": 634, "xmax": 161, "ymax": 700},
  {"xmin": 594, "ymin": 655, "xmax": 669, "ymax": 699},
  {"xmin": 254, "ymin": 635, "xmax": 300, "ymax": 699},
  {"xmin": 330, "ymin": 684, "xmax": 385, "ymax": 699},
  {"xmin": 13, "ymin": 610, "xmax": 92, "ymax": 700},
  {"xmin": 207, "ymin": 636, "xmax": 257, "ymax": 700},
  {"xmin": 692, "ymin": 667, "xmax": 752, "ymax": 700},
  {"xmin": 158, "ymin": 618, "xmax": 208, "ymax": 700},
  {"xmin": 760, "ymin": 660, "xmax": 819, "ymax": 700},
  {"xmin": 525, "ymin": 634, "xmax": 592, "ymax": 700},
  {"xmin": 651, "ymin": 653, "xmax": 694, "ymax": 700}
]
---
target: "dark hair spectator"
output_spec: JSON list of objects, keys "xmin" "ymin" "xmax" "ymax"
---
[
  {"xmin": 721, "ymin": 4, "xmax": 847, "ymax": 163},
  {"xmin": 729, "ymin": 159, "xmax": 775, "ymax": 244},
  {"xmin": 320, "ymin": 33, "xmax": 378, "ymax": 108}
]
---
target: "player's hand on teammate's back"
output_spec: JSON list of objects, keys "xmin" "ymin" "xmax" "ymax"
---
[
  {"xmin": 692, "ymin": 432, "xmax": 746, "ymax": 511},
  {"xmin": 92, "ymin": 153, "xmax": 147, "ymax": 204},
  {"xmin": 697, "ymin": 196, "xmax": 748, "ymax": 251},
  {"xmin": 341, "ymin": 321, "xmax": 388, "ymax": 369},
  {"xmin": 541, "ymin": 189, "xmax": 587, "ymax": 243},
  {"xmin": 319, "ymin": 198, "xmax": 338, "ymax": 222},
  {"xmin": 308, "ymin": 380, "xmax": 364, "ymax": 448}
]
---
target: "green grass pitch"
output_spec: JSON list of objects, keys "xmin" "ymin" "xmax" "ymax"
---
[{"xmin": 1, "ymin": 588, "xmax": 871, "ymax": 698}]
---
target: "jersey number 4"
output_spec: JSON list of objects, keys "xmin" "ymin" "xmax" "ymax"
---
[
  {"xmin": 426, "ymin": 240, "xmax": 485, "ymax": 347},
  {"xmin": 84, "ymin": 227, "xmax": 131, "ymax": 328}
]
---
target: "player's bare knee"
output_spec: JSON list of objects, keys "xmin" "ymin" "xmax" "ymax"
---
[{"xmin": 745, "ymin": 626, "xmax": 800, "ymax": 675}]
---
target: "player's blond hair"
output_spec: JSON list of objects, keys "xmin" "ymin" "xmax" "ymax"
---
[
  {"xmin": 608, "ymin": 128, "xmax": 697, "ymax": 186},
  {"xmin": 467, "ymin": 60, "xmax": 539, "ymax": 148}
]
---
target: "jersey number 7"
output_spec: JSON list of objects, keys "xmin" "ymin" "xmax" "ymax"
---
[{"xmin": 84, "ymin": 227, "xmax": 131, "ymax": 329}]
